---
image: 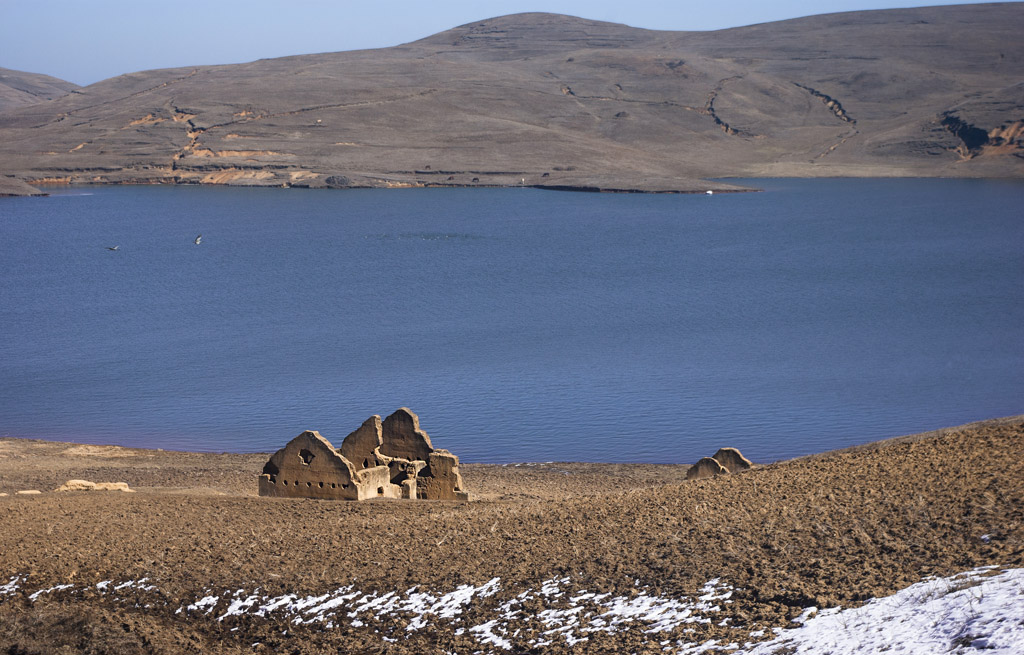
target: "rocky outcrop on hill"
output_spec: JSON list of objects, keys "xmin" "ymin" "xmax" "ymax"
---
[{"xmin": 0, "ymin": 5, "xmax": 1021, "ymax": 193}]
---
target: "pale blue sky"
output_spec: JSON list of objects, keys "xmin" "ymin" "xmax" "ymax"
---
[{"xmin": 0, "ymin": 0, "xmax": 1008, "ymax": 86}]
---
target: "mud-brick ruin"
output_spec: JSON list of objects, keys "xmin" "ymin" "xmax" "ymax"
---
[
  {"xmin": 258, "ymin": 408, "xmax": 470, "ymax": 501},
  {"xmin": 686, "ymin": 447, "xmax": 753, "ymax": 480}
]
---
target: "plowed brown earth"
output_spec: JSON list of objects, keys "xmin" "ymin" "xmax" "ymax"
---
[{"xmin": 1, "ymin": 417, "xmax": 1021, "ymax": 654}]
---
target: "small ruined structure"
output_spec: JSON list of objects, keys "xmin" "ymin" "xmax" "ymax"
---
[
  {"xmin": 686, "ymin": 447, "xmax": 753, "ymax": 480},
  {"xmin": 711, "ymin": 447, "xmax": 752, "ymax": 473},
  {"xmin": 685, "ymin": 457, "xmax": 728, "ymax": 480},
  {"xmin": 258, "ymin": 408, "xmax": 470, "ymax": 501}
]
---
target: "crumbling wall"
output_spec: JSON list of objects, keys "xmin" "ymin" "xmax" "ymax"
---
[
  {"xmin": 258, "ymin": 409, "xmax": 470, "ymax": 501},
  {"xmin": 352, "ymin": 463, "xmax": 402, "ymax": 500},
  {"xmin": 258, "ymin": 430, "xmax": 360, "ymax": 499},
  {"xmin": 686, "ymin": 447, "xmax": 753, "ymax": 480},
  {"xmin": 712, "ymin": 447, "xmax": 752, "ymax": 473},
  {"xmin": 417, "ymin": 450, "xmax": 469, "ymax": 501},
  {"xmin": 685, "ymin": 456, "xmax": 728, "ymax": 481},
  {"xmin": 380, "ymin": 408, "xmax": 434, "ymax": 462},
  {"xmin": 340, "ymin": 415, "xmax": 385, "ymax": 471}
]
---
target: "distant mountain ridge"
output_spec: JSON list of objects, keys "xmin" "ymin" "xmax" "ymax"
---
[
  {"xmin": 0, "ymin": 3, "xmax": 1021, "ymax": 195},
  {"xmin": 0, "ymin": 67, "xmax": 78, "ymax": 112}
]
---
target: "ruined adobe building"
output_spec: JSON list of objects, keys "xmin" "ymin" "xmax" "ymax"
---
[
  {"xmin": 686, "ymin": 447, "xmax": 753, "ymax": 480},
  {"xmin": 258, "ymin": 408, "xmax": 470, "ymax": 501}
]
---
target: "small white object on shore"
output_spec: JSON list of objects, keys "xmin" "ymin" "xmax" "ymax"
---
[
  {"xmin": 55, "ymin": 479, "xmax": 134, "ymax": 492},
  {"xmin": 706, "ymin": 190, "xmax": 714, "ymax": 195}
]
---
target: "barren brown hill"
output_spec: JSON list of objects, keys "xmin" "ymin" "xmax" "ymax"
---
[
  {"xmin": 0, "ymin": 67, "xmax": 78, "ymax": 113},
  {"xmin": 0, "ymin": 4, "xmax": 1022, "ymax": 195}
]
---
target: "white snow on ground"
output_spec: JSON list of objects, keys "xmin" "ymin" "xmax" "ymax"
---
[
  {"xmin": 0, "ymin": 576, "xmax": 23, "ymax": 596},
  {"xmin": 2, "ymin": 568, "xmax": 1022, "ymax": 653},
  {"xmin": 508, "ymin": 576, "xmax": 735, "ymax": 648},
  {"xmin": 173, "ymin": 575, "xmax": 736, "ymax": 649},
  {"xmin": 731, "ymin": 566, "xmax": 1024, "ymax": 655},
  {"xmin": 470, "ymin": 619, "xmax": 513, "ymax": 650},
  {"xmin": 182, "ymin": 595, "xmax": 221, "ymax": 615},
  {"xmin": 113, "ymin": 578, "xmax": 156, "ymax": 592},
  {"xmin": 27, "ymin": 584, "xmax": 74, "ymax": 601}
]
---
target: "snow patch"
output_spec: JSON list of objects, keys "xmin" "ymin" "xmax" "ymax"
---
[
  {"xmin": 5, "ymin": 567, "xmax": 1021, "ymax": 654},
  {"xmin": 0, "ymin": 576, "xmax": 23, "ymax": 596},
  {"xmin": 27, "ymin": 584, "xmax": 74, "ymax": 601},
  {"xmin": 470, "ymin": 619, "xmax": 513, "ymax": 650},
  {"xmin": 740, "ymin": 567, "xmax": 1024, "ymax": 655},
  {"xmin": 186, "ymin": 595, "xmax": 221, "ymax": 615}
]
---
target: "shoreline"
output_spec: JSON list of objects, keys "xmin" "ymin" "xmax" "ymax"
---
[
  {"xmin": 1, "ymin": 415, "xmax": 1021, "ymax": 653},
  {"xmin": 4, "ymin": 176, "xmax": 755, "ymax": 197},
  {"xmin": 3, "ymin": 413, "xmax": 1020, "ymax": 467},
  {"xmin": 0, "ymin": 411, "xmax": 1019, "ymax": 462},
  {"xmin": 785, "ymin": 413, "xmax": 1024, "ymax": 462},
  {"xmin": 7, "ymin": 172, "xmax": 1020, "ymax": 198}
]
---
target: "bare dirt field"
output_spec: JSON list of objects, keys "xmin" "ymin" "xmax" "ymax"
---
[{"xmin": 1, "ymin": 417, "xmax": 1021, "ymax": 654}]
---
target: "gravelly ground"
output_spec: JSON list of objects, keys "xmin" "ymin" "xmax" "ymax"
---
[{"xmin": 0, "ymin": 417, "xmax": 1021, "ymax": 654}]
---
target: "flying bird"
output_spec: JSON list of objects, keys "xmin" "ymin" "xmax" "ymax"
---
[
  {"xmin": 194, "ymin": 234, "xmax": 202, "ymax": 245},
  {"xmin": 106, "ymin": 245, "xmax": 119, "ymax": 251}
]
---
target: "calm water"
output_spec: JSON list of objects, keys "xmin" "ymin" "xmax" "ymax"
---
[{"xmin": 0, "ymin": 179, "xmax": 1021, "ymax": 463}]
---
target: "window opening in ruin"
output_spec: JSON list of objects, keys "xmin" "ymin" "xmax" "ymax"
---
[
  {"xmin": 342, "ymin": 483, "xmax": 349, "ymax": 489},
  {"xmin": 363, "ymin": 458, "xmax": 369, "ymax": 469},
  {"xmin": 299, "ymin": 449, "xmax": 315, "ymax": 465},
  {"xmin": 318, "ymin": 482, "xmax": 324, "ymax": 488},
  {"xmin": 330, "ymin": 483, "xmax": 336, "ymax": 488},
  {"xmin": 306, "ymin": 481, "xmax": 312, "ymax": 487},
  {"xmin": 377, "ymin": 486, "xmax": 384, "ymax": 496}
]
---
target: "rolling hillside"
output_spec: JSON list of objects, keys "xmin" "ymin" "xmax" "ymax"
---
[
  {"xmin": 0, "ymin": 4, "xmax": 1021, "ymax": 193},
  {"xmin": 0, "ymin": 67, "xmax": 77, "ymax": 112}
]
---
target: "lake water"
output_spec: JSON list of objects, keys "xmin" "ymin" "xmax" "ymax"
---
[{"xmin": 0, "ymin": 179, "xmax": 1021, "ymax": 463}]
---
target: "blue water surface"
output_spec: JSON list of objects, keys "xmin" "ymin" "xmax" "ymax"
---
[{"xmin": 0, "ymin": 179, "xmax": 1021, "ymax": 463}]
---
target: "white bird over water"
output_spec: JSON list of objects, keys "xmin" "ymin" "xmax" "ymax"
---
[
  {"xmin": 106, "ymin": 245, "xmax": 119, "ymax": 251},
  {"xmin": 194, "ymin": 234, "xmax": 202, "ymax": 245}
]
